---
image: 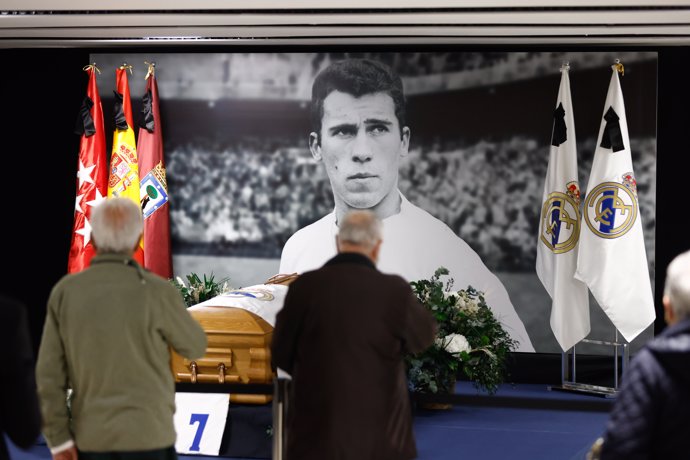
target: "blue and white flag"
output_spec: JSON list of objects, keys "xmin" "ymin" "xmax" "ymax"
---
[
  {"xmin": 536, "ymin": 65, "xmax": 590, "ymax": 351},
  {"xmin": 575, "ymin": 63, "xmax": 655, "ymax": 342}
]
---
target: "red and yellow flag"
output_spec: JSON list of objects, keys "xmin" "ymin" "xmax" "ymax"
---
[
  {"xmin": 68, "ymin": 64, "xmax": 107, "ymax": 273},
  {"xmin": 108, "ymin": 64, "xmax": 144, "ymax": 264},
  {"xmin": 138, "ymin": 63, "xmax": 172, "ymax": 278}
]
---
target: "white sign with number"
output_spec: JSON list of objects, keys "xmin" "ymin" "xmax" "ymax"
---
[{"xmin": 174, "ymin": 393, "xmax": 230, "ymax": 456}]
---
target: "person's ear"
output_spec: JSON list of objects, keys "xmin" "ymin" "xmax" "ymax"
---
[
  {"xmin": 663, "ymin": 295, "xmax": 676, "ymax": 325},
  {"xmin": 370, "ymin": 239, "xmax": 382, "ymax": 264},
  {"xmin": 309, "ymin": 132, "xmax": 322, "ymax": 161},
  {"xmin": 399, "ymin": 126, "xmax": 411, "ymax": 158}
]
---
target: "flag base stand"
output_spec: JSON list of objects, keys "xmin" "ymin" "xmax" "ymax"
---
[
  {"xmin": 548, "ymin": 382, "xmax": 617, "ymax": 399},
  {"xmin": 548, "ymin": 330, "xmax": 629, "ymax": 398}
]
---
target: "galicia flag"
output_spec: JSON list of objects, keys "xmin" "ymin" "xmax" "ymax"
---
[
  {"xmin": 138, "ymin": 63, "xmax": 172, "ymax": 278},
  {"xmin": 536, "ymin": 65, "xmax": 590, "ymax": 351},
  {"xmin": 107, "ymin": 64, "xmax": 144, "ymax": 264},
  {"xmin": 575, "ymin": 63, "xmax": 655, "ymax": 342},
  {"xmin": 68, "ymin": 65, "xmax": 107, "ymax": 273}
]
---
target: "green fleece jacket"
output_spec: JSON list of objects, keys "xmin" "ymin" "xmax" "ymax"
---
[{"xmin": 36, "ymin": 253, "xmax": 207, "ymax": 452}]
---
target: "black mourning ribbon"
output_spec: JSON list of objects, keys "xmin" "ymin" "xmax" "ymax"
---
[
  {"xmin": 140, "ymin": 90, "xmax": 155, "ymax": 133},
  {"xmin": 112, "ymin": 91, "xmax": 129, "ymax": 130},
  {"xmin": 74, "ymin": 96, "xmax": 95, "ymax": 137},
  {"xmin": 551, "ymin": 102, "xmax": 567, "ymax": 147},
  {"xmin": 600, "ymin": 106, "xmax": 625, "ymax": 152}
]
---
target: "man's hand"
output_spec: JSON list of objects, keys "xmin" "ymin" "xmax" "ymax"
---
[{"xmin": 52, "ymin": 446, "xmax": 78, "ymax": 460}]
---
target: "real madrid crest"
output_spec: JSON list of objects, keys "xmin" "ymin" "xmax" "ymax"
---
[
  {"xmin": 583, "ymin": 173, "xmax": 638, "ymax": 239},
  {"xmin": 221, "ymin": 288, "xmax": 275, "ymax": 301},
  {"xmin": 540, "ymin": 181, "xmax": 581, "ymax": 254}
]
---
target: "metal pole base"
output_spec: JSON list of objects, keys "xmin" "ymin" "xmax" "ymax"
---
[
  {"xmin": 272, "ymin": 377, "xmax": 290, "ymax": 460},
  {"xmin": 548, "ymin": 382, "xmax": 618, "ymax": 399},
  {"xmin": 554, "ymin": 328, "xmax": 630, "ymax": 399}
]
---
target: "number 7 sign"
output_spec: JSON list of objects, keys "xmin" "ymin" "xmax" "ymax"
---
[{"xmin": 174, "ymin": 393, "xmax": 230, "ymax": 455}]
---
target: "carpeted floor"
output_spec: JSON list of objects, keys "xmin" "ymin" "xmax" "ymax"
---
[
  {"xmin": 6, "ymin": 382, "xmax": 611, "ymax": 460},
  {"xmin": 414, "ymin": 403, "xmax": 606, "ymax": 460}
]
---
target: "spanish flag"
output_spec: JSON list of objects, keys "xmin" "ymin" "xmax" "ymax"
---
[
  {"xmin": 68, "ymin": 64, "xmax": 108, "ymax": 273},
  {"xmin": 138, "ymin": 63, "xmax": 172, "ymax": 278},
  {"xmin": 108, "ymin": 64, "xmax": 144, "ymax": 264}
]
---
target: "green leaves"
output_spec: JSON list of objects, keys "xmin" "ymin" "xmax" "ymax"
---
[
  {"xmin": 171, "ymin": 272, "xmax": 232, "ymax": 308},
  {"xmin": 406, "ymin": 267, "xmax": 517, "ymax": 395}
]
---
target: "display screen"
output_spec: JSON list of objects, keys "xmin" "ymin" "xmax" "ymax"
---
[{"xmin": 92, "ymin": 51, "xmax": 657, "ymax": 353}]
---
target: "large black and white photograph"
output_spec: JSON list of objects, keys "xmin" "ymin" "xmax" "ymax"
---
[{"xmin": 93, "ymin": 51, "xmax": 658, "ymax": 353}]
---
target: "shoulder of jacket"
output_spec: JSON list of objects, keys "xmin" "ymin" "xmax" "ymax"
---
[
  {"xmin": 50, "ymin": 272, "xmax": 84, "ymax": 294},
  {"xmin": 372, "ymin": 272, "xmax": 412, "ymax": 295},
  {"xmin": 142, "ymin": 271, "xmax": 179, "ymax": 294}
]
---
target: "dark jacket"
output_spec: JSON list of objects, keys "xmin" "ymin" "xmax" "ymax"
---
[
  {"xmin": 271, "ymin": 252, "xmax": 437, "ymax": 460},
  {"xmin": 601, "ymin": 317, "xmax": 690, "ymax": 460},
  {"xmin": 0, "ymin": 295, "xmax": 41, "ymax": 460}
]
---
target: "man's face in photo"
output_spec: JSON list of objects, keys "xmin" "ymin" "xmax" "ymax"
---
[{"xmin": 310, "ymin": 90, "xmax": 410, "ymax": 210}]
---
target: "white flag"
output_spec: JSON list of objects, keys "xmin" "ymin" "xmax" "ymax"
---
[
  {"xmin": 536, "ymin": 66, "xmax": 590, "ymax": 351},
  {"xmin": 575, "ymin": 64, "xmax": 655, "ymax": 342}
]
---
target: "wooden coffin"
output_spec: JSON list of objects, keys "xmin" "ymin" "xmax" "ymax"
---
[{"xmin": 171, "ymin": 274, "xmax": 297, "ymax": 404}]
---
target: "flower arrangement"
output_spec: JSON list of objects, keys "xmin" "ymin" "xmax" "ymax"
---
[
  {"xmin": 171, "ymin": 272, "xmax": 232, "ymax": 308},
  {"xmin": 406, "ymin": 267, "xmax": 517, "ymax": 395}
]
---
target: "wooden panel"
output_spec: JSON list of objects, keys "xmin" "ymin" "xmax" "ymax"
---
[{"xmin": 171, "ymin": 306, "xmax": 275, "ymax": 404}]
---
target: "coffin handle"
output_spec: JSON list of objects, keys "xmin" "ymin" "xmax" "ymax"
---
[
  {"xmin": 218, "ymin": 362, "xmax": 226, "ymax": 383},
  {"xmin": 190, "ymin": 361, "xmax": 198, "ymax": 384}
]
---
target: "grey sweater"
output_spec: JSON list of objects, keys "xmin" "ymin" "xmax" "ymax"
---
[{"xmin": 36, "ymin": 253, "xmax": 207, "ymax": 452}]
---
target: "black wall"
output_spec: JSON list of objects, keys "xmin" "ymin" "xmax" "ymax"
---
[
  {"xmin": 1, "ymin": 48, "xmax": 87, "ymax": 354},
  {"xmin": 654, "ymin": 48, "xmax": 690, "ymax": 333}
]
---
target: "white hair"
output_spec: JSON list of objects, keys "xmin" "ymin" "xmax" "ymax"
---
[
  {"xmin": 664, "ymin": 249, "xmax": 690, "ymax": 320},
  {"xmin": 338, "ymin": 210, "xmax": 382, "ymax": 250},
  {"xmin": 91, "ymin": 197, "xmax": 143, "ymax": 255}
]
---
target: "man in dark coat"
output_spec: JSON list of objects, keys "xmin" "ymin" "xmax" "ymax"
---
[
  {"xmin": 0, "ymin": 294, "xmax": 41, "ymax": 460},
  {"xmin": 599, "ymin": 249, "xmax": 690, "ymax": 459},
  {"xmin": 271, "ymin": 209, "xmax": 437, "ymax": 460}
]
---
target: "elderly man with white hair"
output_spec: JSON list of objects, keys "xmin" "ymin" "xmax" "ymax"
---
[
  {"xmin": 272, "ymin": 209, "xmax": 436, "ymax": 460},
  {"xmin": 595, "ymin": 249, "xmax": 690, "ymax": 460},
  {"xmin": 36, "ymin": 198, "xmax": 207, "ymax": 460}
]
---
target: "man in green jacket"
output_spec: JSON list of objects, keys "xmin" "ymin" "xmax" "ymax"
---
[{"xmin": 36, "ymin": 197, "xmax": 207, "ymax": 460}]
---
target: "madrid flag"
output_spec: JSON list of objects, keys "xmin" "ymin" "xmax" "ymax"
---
[
  {"xmin": 68, "ymin": 65, "xmax": 107, "ymax": 273},
  {"xmin": 108, "ymin": 64, "xmax": 144, "ymax": 264},
  {"xmin": 575, "ymin": 63, "xmax": 655, "ymax": 342},
  {"xmin": 536, "ymin": 65, "xmax": 590, "ymax": 351},
  {"xmin": 138, "ymin": 63, "xmax": 172, "ymax": 278}
]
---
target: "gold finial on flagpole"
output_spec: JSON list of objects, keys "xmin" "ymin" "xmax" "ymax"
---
[
  {"xmin": 561, "ymin": 61, "xmax": 570, "ymax": 72},
  {"xmin": 144, "ymin": 61, "xmax": 156, "ymax": 80},
  {"xmin": 119, "ymin": 62, "xmax": 134, "ymax": 74},
  {"xmin": 83, "ymin": 63, "xmax": 101, "ymax": 74},
  {"xmin": 613, "ymin": 59, "xmax": 624, "ymax": 76}
]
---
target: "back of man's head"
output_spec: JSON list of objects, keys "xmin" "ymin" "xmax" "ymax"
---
[
  {"xmin": 310, "ymin": 58, "xmax": 406, "ymax": 139},
  {"xmin": 91, "ymin": 197, "xmax": 143, "ymax": 255},
  {"xmin": 337, "ymin": 210, "xmax": 382, "ymax": 255},
  {"xmin": 664, "ymin": 249, "xmax": 690, "ymax": 321}
]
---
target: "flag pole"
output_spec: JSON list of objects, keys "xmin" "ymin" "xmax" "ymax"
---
[
  {"xmin": 138, "ymin": 61, "xmax": 173, "ymax": 278},
  {"xmin": 68, "ymin": 62, "xmax": 107, "ymax": 273},
  {"xmin": 537, "ymin": 60, "xmax": 590, "ymax": 393},
  {"xmin": 551, "ymin": 58, "xmax": 650, "ymax": 398}
]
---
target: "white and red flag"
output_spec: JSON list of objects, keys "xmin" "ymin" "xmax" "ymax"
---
[
  {"xmin": 536, "ymin": 64, "xmax": 590, "ymax": 351},
  {"xmin": 138, "ymin": 63, "xmax": 172, "ymax": 278},
  {"xmin": 68, "ymin": 64, "xmax": 107, "ymax": 273},
  {"xmin": 575, "ymin": 62, "xmax": 655, "ymax": 342}
]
